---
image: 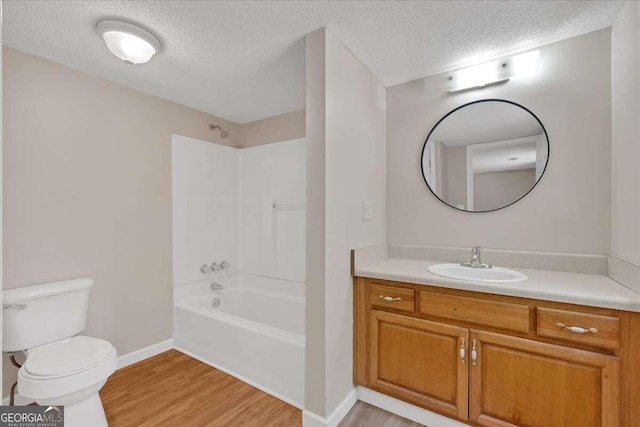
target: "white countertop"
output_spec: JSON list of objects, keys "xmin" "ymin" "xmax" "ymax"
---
[{"xmin": 355, "ymin": 258, "xmax": 640, "ymax": 312}]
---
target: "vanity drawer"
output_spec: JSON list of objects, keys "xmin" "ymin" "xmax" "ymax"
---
[
  {"xmin": 419, "ymin": 291, "xmax": 530, "ymax": 333},
  {"xmin": 537, "ymin": 307, "xmax": 620, "ymax": 349},
  {"xmin": 369, "ymin": 283, "xmax": 415, "ymax": 313}
]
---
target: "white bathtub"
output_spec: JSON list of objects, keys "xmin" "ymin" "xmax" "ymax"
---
[{"xmin": 173, "ymin": 273, "xmax": 305, "ymax": 408}]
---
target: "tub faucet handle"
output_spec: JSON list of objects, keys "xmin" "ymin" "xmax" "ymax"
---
[
  {"xmin": 200, "ymin": 264, "xmax": 211, "ymax": 274},
  {"xmin": 210, "ymin": 262, "xmax": 222, "ymax": 272},
  {"xmin": 221, "ymin": 261, "xmax": 231, "ymax": 270}
]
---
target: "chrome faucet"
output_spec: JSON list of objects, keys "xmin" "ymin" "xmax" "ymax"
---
[
  {"xmin": 461, "ymin": 246, "xmax": 492, "ymax": 269},
  {"xmin": 201, "ymin": 260, "xmax": 231, "ymax": 274},
  {"xmin": 210, "ymin": 282, "xmax": 224, "ymax": 291}
]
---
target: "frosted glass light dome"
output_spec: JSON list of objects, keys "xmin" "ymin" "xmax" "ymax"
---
[{"xmin": 96, "ymin": 19, "xmax": 162, "ymax": 65}]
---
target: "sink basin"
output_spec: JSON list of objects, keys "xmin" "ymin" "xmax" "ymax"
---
[{"xmin": 427, "ymin": 263, "xmax": 528, "ymax": 283}]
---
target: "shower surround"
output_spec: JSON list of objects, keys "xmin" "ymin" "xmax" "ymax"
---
[{"xmin": 171, "ymin": 134, "xmax": 305, "ymax": 407}]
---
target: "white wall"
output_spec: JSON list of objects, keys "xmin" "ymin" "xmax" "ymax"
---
[
  {"xmin": 305, "ymin": 27, "xmax": 386, "ymax": 419},
  {"xmin": 239, "ymin": 139, "xmax": 306, "ymax": 283},
  {"xmin": 474, "ymin": 169, "xmax": 536, "ymax": 212},
  {"xmin": 172, "ymin": 135, "xmax": 239, "ymax": 286},
  {"xmin": 240, "ymin": 110, "xmax": 305, "ymax": 148},
  {"xmin": 387, "ymin": 29, "xmax": 612, "ymax": 254},
  {"xmin": 172, "ymin": 135, "xmax": 306, "ymax": 287},
  {"xmin": 611, "ymin": 1, "xmax": 640, "ymax": 292},
  {"xmin": 1, "ymin": 46, "xmax": 304, "ymax": 398},
  {"xmin": 304, "ymin": 28, "xmax": 328, "ymax": 419},
  {"xmin": 1, "ymin": 48, "xmax": 239, "ymax": 398}
]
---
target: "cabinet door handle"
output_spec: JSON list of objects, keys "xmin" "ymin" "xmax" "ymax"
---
[
  {"xmin": 556, "ymin": 322, "xmax": 598, "ymax": 334},
  {"xmin": 379, "ymin": 295, "xmax": 402, "ymax": 302},
  {"xmin": 459, "ymin": 338, "xmax": 466, "ymax": 364},
  {"xmin": 471, "ymin": 339, "xmax": 478, "ymax": 366}
]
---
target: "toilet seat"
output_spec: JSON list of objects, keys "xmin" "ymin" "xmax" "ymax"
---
[
  {"xmin": 24, "ymin": 336, "xmax": 115, "ymax": 378},
  {"xmin": 18, "ymin": 335, "xmax": 117, "ymax": 401}
]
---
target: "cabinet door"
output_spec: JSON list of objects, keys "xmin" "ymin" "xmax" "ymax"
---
[
  {"xmin": 469, "ymin": 330, "xmax": 619, "ymax": 427},
  {"xmin": 369, "ymin": 310, "xmax": 469, "ymax": 420}
]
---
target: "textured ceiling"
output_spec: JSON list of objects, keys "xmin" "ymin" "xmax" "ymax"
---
[{"xmin": 3, "ymin": 1, "xmax": 623, "ymax": 124}]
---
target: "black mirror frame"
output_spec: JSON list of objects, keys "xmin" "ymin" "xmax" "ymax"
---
[{"xmin": 420, "ymin": 98, "xmax": 550, "ymax": 213}]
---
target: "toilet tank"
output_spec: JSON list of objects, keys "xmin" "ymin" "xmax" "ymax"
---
[{"xmin": 2, "ymin": 278, "xmax": 93, "ymax": 352}]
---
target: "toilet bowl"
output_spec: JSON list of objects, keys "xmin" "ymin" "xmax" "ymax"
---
[
  {"xmin": 3, "ymin": 278, "xmax": 117, "ymax": 427},
  {"xmin": 18, "ymin": 336, "xmax": 118, "ymax": 426}
]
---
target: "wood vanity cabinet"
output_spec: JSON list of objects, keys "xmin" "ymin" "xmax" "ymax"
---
[
  {"xmin": 369, "ymin": 310, "xmax": 469, "ymax": 419},
  {"xmin": 469, "ymin": 330, "xmax": 618, "ymax": 427},
  {"xmin": 354, "ymin": 277, "xmax": 640, "ymax": 427}
]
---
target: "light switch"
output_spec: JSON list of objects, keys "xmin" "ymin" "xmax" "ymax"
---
[{"xmin": 363, "ymin": 201, "xmax": 373, "ymax": 220}]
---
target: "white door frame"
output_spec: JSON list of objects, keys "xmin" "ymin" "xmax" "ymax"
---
[{"xmin": 423, "ymin": 142, "xmax": 437, "ymax": 194}]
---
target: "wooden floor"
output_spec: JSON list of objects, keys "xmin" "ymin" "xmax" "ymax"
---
[
  {"xmin": 339, "ymin": 401, "xmax": 423, "ymax": 427},
  {"xmin": 100, "ymin": 350, "xmax": 301, "ymax": 426},
  {"xmin": 100, "ymin": 349, "xmax": 421, "ymax": 427}
]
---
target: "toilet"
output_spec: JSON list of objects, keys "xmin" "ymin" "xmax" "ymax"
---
[{"xmin": 3, "ymin": 278, "xmax": 117, "ymax": 427}]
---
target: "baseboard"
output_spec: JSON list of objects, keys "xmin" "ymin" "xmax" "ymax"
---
[
  {"xmin": 327, "ymin": 389, "xmax": 358, "ymax": 426},
  {"xmin": 174, "ymin": 346, "xmax": 304, "ymax": 410},
  {"xmin": 302, "ymin": 388, "xmax": 358, "ymax": 427},
  {"xmin": 117, "ymin": 339, "xmax": 174, "ymax": 369},
  {"xmin": 302, "ymin": 410, "xmax": 327, "ymax": 427},
  {"xmin": 357, "ymin": 386, "xmax": 467, "ymax": 427},
  {"xmin": 2, "ymin": 339, "xmax": 174, "ymax": 406}
]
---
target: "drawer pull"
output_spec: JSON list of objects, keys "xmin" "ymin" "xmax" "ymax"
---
[
  {"xmin": 460, "ymin": 338, "xmax": 466, "ymax": 364},
  {"xmin": 379, "ymin": 294, "xmax": 402, "ymax": 302},
  {"xmin": 556, "ymin": 322, "xmax": 598, "ymax": 334}
]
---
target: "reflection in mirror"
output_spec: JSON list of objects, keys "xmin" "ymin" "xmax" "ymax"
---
[{"xmin": 421, "ymin": 99, "xmax": 548, "ymax": 212}]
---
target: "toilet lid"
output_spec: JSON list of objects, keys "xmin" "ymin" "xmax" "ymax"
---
[{"xmin": 24, "ymin": 336, "xmax": 115, "ymax": 377}]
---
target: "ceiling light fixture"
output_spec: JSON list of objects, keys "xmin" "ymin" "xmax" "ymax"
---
[
  {"xmin": 96, "ymin": 19, "xmax": 162, "ymax": 65},
  {"xmin": 448, "ymin": 50, "xmax": 540, "ymax": 94}
]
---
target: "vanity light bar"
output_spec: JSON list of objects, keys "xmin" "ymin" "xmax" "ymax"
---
[
  {"xmin": 447, "ymin": 50, "xmax": 540, "ymax": 94},
  {"xmin": 448, "ymin": 78, "xmax": 510, "ymax": 94}
]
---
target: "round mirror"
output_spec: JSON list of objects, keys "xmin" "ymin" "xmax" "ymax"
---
[{"xmin": 421, "ymin": 99, "xmax": 549, "ymax": 212}]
